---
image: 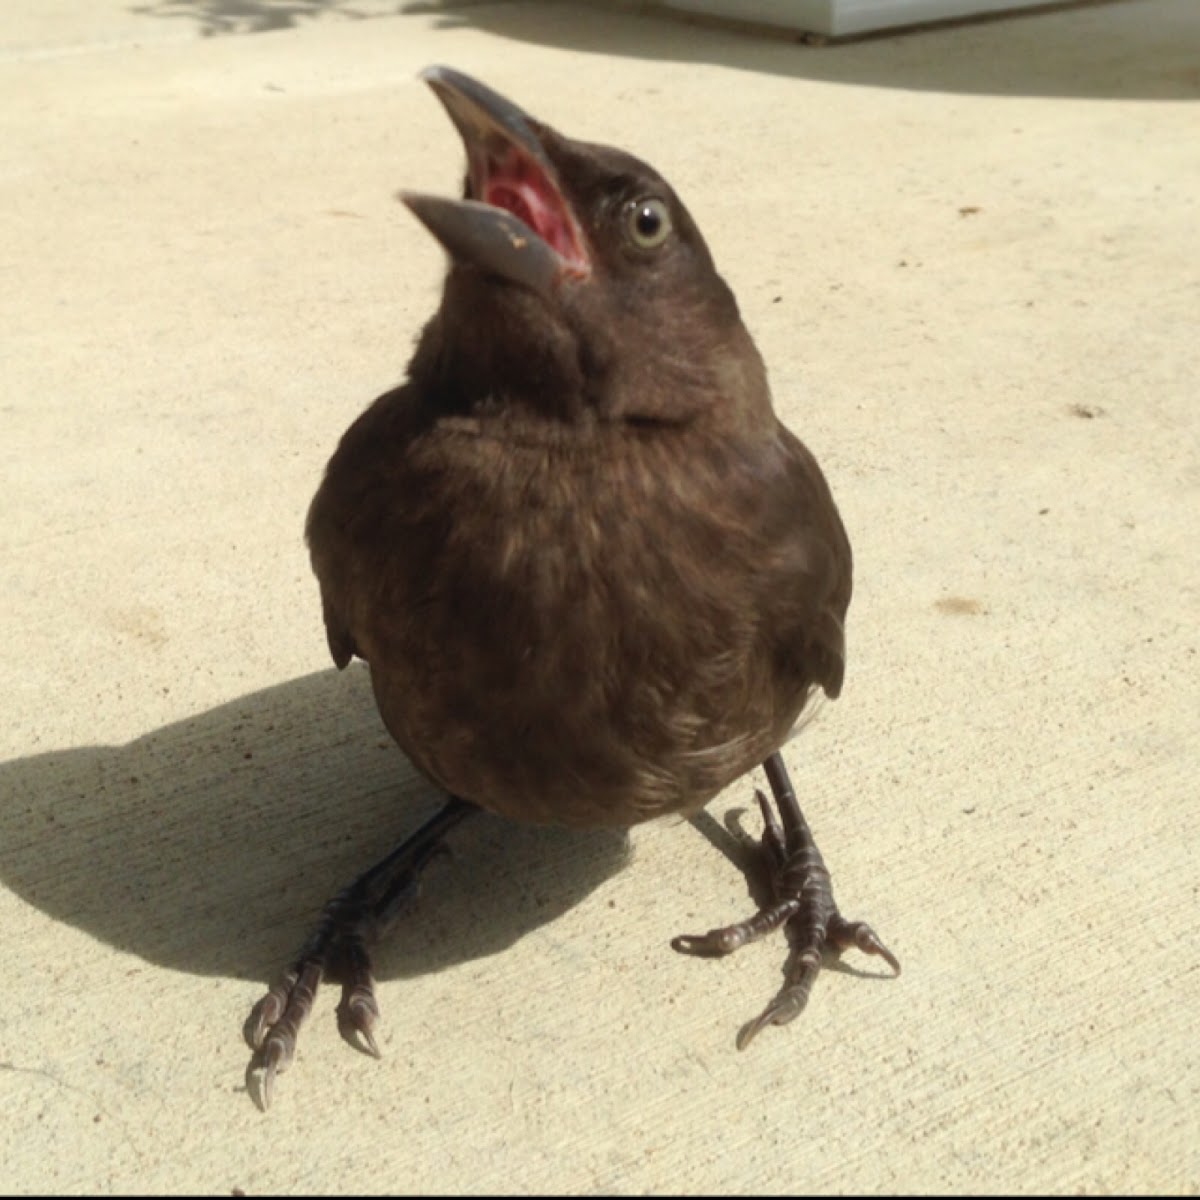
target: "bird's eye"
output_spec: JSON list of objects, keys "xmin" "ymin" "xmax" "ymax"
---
[{"xmin": 623, "ymin": 197, "xmax": 672, "ymax": 250}]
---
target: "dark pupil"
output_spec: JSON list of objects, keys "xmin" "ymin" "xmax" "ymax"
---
[{"xmin": 635, "ymin": 205, "xmax": 661, "ymax": 240}]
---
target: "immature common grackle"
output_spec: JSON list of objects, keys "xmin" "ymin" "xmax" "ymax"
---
[{"xmin": 247, "ymin": 66, "xmax": 898, "ymax": 1108}]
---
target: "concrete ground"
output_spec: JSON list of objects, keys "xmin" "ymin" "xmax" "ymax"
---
[{"xmin": 3, "ymin": 0, "xmax": 1197, "ymax": 1192}]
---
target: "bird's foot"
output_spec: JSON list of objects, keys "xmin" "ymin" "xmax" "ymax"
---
[
  {"xmin": 244, "ymin": 798, "xmax": 476, "ymax": 1109},
  {"xmin": 246, "ymin": 879, "xmax": 384, "ymax": 1110},
  {"xmin": 672, "ymin": 755, "xmax": 898, "ymax": 1049}
]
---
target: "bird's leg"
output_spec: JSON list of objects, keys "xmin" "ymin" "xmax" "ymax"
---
[
  {"xmin": 672, "ymin": 752, "xmax": 898, "ymax": 1049},
  {"xmin": 246, "ymin": 796, "xmax": 477, "ymax": 1108}
]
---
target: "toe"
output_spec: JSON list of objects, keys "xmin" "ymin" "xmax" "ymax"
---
[
  {"xmin": 337, "ymin": 983, "xmax": 382, "ymax": 1059},
  {"xmin": 830, "ymin": 916, "xmax": 901, "ymax": 975}
]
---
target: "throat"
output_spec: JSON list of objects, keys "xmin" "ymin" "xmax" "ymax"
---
[{"xmin": 472, "ymin": 144, "xmax": 589, "ymax": 275}]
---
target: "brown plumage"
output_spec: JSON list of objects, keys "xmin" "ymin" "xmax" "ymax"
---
[{"xmin": 247, "ymin": 67, "xmax": 896, "ymax": 1109}]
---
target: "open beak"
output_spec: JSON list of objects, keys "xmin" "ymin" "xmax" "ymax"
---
[{"xmin": 400, "ymin": 66, "xmax": 591, "ymax": 296}]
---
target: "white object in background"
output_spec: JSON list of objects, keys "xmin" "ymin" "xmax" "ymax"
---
[{"xmin": 660, "ymin": 0, "xmax": 1064, "ymax": 37}]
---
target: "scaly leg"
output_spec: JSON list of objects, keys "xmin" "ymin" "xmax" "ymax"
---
[
  {"xmin": 673, "ymin": 753, "xmax": 898, "ymax": 1048},
  {"xmin": 246, "ymin": 797, "xmax": 477, "ymax": 1108}
]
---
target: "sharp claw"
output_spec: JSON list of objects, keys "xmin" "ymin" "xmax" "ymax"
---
[
  {"xmin": 857, "ymin": 926, "xmax": 901, "ymax": 975},
  {"xmin": 258, "ymin": 1031, "xmax": 294, "ymax": 1111},
  {"xmin": 833, "ymin": 919, "xmax": 901, "ymax": 975},
  {"xmin": 736, "ymin": 988, "xmax": 808, "ymax": 1050},
  {"xmin": 735, "ymin": 1012, "xmax": 771, "ymax": 1051},
  {"xmin": 338, "ymin": 986, "xmax": 383, "ymax": 1058}
]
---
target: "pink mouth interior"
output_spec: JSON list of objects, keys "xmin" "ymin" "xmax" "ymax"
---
[{"xmin": 477, "ymin": 147, "xmax": 590, "ymax": 275}]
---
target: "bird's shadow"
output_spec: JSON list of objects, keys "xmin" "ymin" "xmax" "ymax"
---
[{"xmin": 0, "ymin": 664, "xmax": 629, "ymax": 987}]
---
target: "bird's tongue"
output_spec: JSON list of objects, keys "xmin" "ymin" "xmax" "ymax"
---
[
  {"xmin": 486, "ymin": 178, "xmax": 568, "ymax": 256},
  {"xmin": 481, "ymin": 149, "xmax": 589, "ymax": 274}
]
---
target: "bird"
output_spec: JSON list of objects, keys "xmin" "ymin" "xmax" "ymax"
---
[{"xmin": 246, "ymin": 65, "xmax": 898, "ymax": 1108}]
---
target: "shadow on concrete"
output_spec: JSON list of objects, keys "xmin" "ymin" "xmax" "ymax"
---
[
  {"xmin": 0, "ymin": 663, "xmax": 629, "ymax": 985},
  {"xmin": 128, "ymin": 0, "xmax": 388, "ymax": 37},
  {"xmin": 127, "ymin": 0, "xmax": 1200, "ymax": 100}
]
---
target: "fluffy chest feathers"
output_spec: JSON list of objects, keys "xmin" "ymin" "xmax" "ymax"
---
[{"xmin": 308, "ymin": 403, "xmax": 845, "ymax": 825}]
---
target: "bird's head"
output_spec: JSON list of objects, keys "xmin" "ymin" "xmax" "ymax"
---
[{"xmin": 402, "ymin": 66, "xmax": 768, "ymax": 426}]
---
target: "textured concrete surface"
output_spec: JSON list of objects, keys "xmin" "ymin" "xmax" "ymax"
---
[{"xmin": 2, "ymin": 0, "xmax": 1198, "ymax": 1192}]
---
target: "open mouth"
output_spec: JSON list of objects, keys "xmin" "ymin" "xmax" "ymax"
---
[
  {"xmin": 469, "ymin": 141, "xmax": 590, "ymax": 275},
  {"xmin": 401, "ymin": 66, "xmax": 592, "ymax": 292}
]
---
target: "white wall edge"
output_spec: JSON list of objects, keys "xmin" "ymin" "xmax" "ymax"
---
[{"xmin": 660, "ymin": 0, "xmax": 1065, "ymax": 37}]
